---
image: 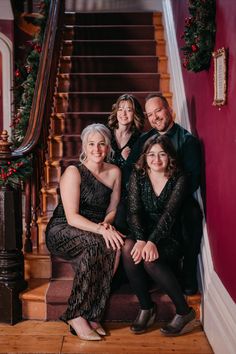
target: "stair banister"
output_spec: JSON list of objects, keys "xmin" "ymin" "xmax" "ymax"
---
[{"xmin": 0, "ymin": 0, "xmax": 64, "ymax": 324}]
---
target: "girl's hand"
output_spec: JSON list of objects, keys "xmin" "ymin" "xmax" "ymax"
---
[
  {"xmin": 121, "ymin": 146, "xmax": 131, "ymax": 160},
  {"xmin": 131, "ymin": 240, "xmax": 146, "ymax": 264},
  {"xmin": 100, "ymin": 225, "xmax": 125, "ymax": 250},
  {"xmin": 142, "ymin": 241, "xmax": 159, "ymax": 262}
]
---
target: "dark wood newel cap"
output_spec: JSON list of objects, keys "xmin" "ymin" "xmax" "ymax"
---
[{"xmin": 0, "ymin": 130, "xmax": 12, "ymax": 154}]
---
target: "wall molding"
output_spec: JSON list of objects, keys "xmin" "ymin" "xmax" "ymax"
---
[
  {"xmin": 0, "ymin": 32, "xmax": 13, "ymax": 136},
  {"xmin": 162, "ymin": 1, "xmax": 236, "ymax": 353},
  {"xmin": 199, "ymin": 224, "xmax": 236, "ymax": 354},
  {"xmin": 161, "ymin": 0, "xmax": 190, "ymax": 131}
]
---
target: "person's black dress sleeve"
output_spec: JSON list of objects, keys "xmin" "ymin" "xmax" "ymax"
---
[{"xmin": 148, "ymin": 174, "xmax": 187, "ymax": 244}]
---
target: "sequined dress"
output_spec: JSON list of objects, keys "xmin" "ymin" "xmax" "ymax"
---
[
  {"xmin": 127, "ymin": 169, "xmax": 187, "ymax": 262},
  {"xmin": 45, "ymin": 164, "xmax": 115, "ymax": 322}
]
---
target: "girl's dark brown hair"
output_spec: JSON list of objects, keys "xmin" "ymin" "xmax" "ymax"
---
[
  {"xmin": 107, "ymin": 94, "xmax": 145, "ymax": 132},
  {"xmin": 135, "ymin": 134, "xmax": 181, "ymax": 177}
]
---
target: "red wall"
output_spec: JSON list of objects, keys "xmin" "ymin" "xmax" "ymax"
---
[
  {"xmin": 0, "ymin": 20, "xmax": 14, "ymax": 132},
  {"xmin": 171, "ymin": 0, "xmax": 236, "ymax": 302}
]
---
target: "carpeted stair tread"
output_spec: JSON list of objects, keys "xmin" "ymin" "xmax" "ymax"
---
[
  {"xmin": 59, "ymin": 56, "xmax": 158, "ymax": 74},
  {"xmin": 54, "ymin": 91, "xmax": 166, "ymax": 113},
  {"xmin": 57, "ymin": 73, "xmax": 160, "ymax": 92},
  {"xmin": 46, "ymin": 279, "xmax": 176, "ymax": 321},
  {"xmin": 62, "ymin": 39, "xmax": 156, "ymax": 56},
  {"xmin": 63, "ymin": 25, "xmax": 155, "ymax": 40},
  {"xmin": 65, "ymin": 12, "xmax": 154, "ymax": 26}
]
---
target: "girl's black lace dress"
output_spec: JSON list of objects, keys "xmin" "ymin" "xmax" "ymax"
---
[
  {"xmin": 45, "ymin": 164, "xmax": 115, "ymax": 322},
  {"xmin": 127, "ymin": 169, "xmax": 187, "ymax": 262}
]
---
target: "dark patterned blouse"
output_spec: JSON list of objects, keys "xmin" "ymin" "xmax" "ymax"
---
[{"xmin": 127, "ymin": 169, "xmax": 188, "ymax": 259}]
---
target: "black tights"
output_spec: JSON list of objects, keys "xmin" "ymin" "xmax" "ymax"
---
[{"xmin": 122, "ymin": 239, "xmax": 190, "ymax": 315}]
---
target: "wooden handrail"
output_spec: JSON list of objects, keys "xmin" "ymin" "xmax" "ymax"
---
[{"xmin": 12, "ymin": 0, "xmax": 64, "ymax": 158}]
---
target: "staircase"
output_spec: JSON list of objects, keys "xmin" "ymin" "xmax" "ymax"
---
[{"xmin": 21, "ymin": 10, "xmax": 200, "ymax": 321}]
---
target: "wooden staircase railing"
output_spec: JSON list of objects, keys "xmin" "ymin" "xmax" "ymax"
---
[{"xmin": 0, "ymin": 0, "xmax": 65, "ymax": 324}]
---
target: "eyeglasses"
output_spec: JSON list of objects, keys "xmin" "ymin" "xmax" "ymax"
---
[{"xmin": 146, "ymin": 152, "xmax": 168, "ymax": 159}]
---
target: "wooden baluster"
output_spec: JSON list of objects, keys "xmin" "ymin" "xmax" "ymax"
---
[
  {"xmin": 26, "ymin": 0, "xmax": 33, "ymax": 13},
  {"xmin": 24, "ymin": 178, "xmax": 32, "ymax": 252},
  {"xmin": 31, "ymin": 166, "xmax": 39, "ymax": 249},
  {"xmin": 0, "ymin": 130, "xmax": 27, "ymax": 324}
]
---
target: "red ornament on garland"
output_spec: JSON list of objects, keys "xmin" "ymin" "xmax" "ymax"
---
[
  {"xmin": 15, "ymin": 69, "xmax": 21, "ymax": 78},
  {"xmin": 34, "ymin": 44, "xmax": 42, "ymax": 53},
  {"xmin": 191, "ymin": 44, "xmax": 199, "ymax": 52}
]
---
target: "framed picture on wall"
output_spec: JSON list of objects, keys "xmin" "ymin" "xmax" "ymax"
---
[{"xmin": 212, "ymin": 47, "xmax": 227, "ymax": 106}]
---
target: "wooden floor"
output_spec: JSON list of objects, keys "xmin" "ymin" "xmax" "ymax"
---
[{"xmin": 0, "ymin": 320, "xmax": 213, "ymax": 354}]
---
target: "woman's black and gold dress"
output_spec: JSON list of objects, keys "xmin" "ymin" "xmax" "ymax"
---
[{"xmin": 45, "ymin": 164, "xmax": 115, "ymax": 322}]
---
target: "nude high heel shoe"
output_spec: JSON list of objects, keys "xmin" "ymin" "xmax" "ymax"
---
[
  {"xmin": 93, "ymin": 324, "xmax": 106, "ymax": 336},
  {"xmin": 69, "ymin": 325, "xmax": 102, "ymax": 341}
]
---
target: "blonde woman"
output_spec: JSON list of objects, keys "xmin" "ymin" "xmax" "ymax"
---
[{"xmin": 46, "ymin": 124, "xmax": 124, "ymax": 341}]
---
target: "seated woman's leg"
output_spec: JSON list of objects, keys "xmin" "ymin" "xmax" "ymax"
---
[
  {"xmin": 122, "ymin": 239, "xmax": 156, "ymax": 333},
  {"xmin": 122, "ymin": 239, "xmax": 152, "ymax": 309},
  {"xmin": 144, "ymin": 260, "xmax": 196, "ymax": 336},
  {"xmin": 144, "ymin": 260, "xmax": 189, "ymax": 315},
  {"xmin": 47, "ymin": 225, "xmax": 114, "ymax": 339}
]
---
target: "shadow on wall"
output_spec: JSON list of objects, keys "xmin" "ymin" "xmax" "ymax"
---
[
  {"xmin": 187, "ymin": 96, "xmax": 207, "ymax": 217},
  {"xmin": 65, "ymin": 0, "xmax": 163, "ymax": 12}
]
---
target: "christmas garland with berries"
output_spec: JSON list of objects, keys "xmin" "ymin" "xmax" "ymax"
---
[
  {"xmin": 181, "ymin": 0, "xmax": 216, "ymax": 72},
  {"xmin": 13, "ymin": 0, "xmax": 49, "ymax": 144},
  {"xmin": 0, "ymin": 156, "xmax": 33, "ymax": 188},
  {"xmin": 0, "ymin": 0, "xmax": 49, "ymax": 188}
]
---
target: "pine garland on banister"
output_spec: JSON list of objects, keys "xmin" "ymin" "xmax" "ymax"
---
[
  {"xmin": 181, "ymin": 0, "xmax": 216, "ymax": 73},
  {"xmin": 12, "ymin": 0, "xmax": 49, "ymax": 145},
  {"xmin": 0, "ymin": 0, "xmax": 49, "ymax": 189}
]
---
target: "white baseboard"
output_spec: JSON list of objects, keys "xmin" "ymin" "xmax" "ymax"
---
[
  {"xmin": 199, "ymin": 224, "xmax": 236, "ymax": 354},
  {"xmin": 163, "ymin": 1, "xmax": 236, "ymax": 353}
]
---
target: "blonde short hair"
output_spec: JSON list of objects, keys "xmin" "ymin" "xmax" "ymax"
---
[{"xmin": 79, "ymin": 123, "xmax": 112, "ymax": 162}]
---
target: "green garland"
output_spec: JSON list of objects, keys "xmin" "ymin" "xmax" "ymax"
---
[
  {"xmin": 181, "ymin": 0, "xmax": 216, "ymax": 72},
  {"xmin": 0, "ymin": 0, "xmax": 49, "ymax": 189},
  {"xmin": 13, "ymin": 0, "xmax": 49, "ymax": 144},
  {"xmin": 0, "ymin": 156, "xmax": 33, "ymax": 188}
]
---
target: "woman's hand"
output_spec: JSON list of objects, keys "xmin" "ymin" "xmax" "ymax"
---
[
  {"xmin": 131, "ymin": 240, "xmax": 146, "ymax": 264},
  {"xmin": 121, "ymin": 146, "xmax": 131, "ymax": 160},
  {"xmin": 100, "ymin": 224, "xmax": 125, "ymax": 250},
  {"xmin": 142, "ymin": 241, "xmax": 159, "ymax": 262}
]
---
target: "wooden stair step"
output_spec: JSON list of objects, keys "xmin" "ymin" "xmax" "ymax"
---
[
  {"xmin": 59, "ymin": 55, "xmax": 158, "ymax": 74},
  {"xmin": 48, "ymin": 134, "xmax": 81, "ymax": 159},
  {"xmin": 20, "ymin": 279, "xmax": 50, "ymax": 320},
  {"xmin": 63, "ymin": 25, "xmax": 155, "ymax": 40},
  {"xmin": 62, "ymin": 39, "xmax": 156, "ymax": 56},
  {"xmin": 50, "ymin": 112, "xmax": 110, "ymax": 134},
  {"xmin": 41, "ymin": 184, "xmax": 59, "ymax": 213},
  {"xmin": 54, "ymin": 91, "xmax": 171, "ymax": 113},
  {"xmin": 65, "ymin": 12, "xmax": 155, "ymax": 26},
  {"xmin": 25, "ymin": 248, "xmax": 51, "ymax": 280},
  {"xmin": 57, "ymin": 73, "xmax": 160, "ymax": 92},
  {"xmin": 44, "ymin": 158, "xmax": 78, "ymax": 184},
  {"xmin": 45, "ymin": 279, "xmax": 201, "ymax": 321}
]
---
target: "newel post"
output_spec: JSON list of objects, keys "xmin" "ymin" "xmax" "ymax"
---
[{"xmin": 0, "ymin": 130, "xmax": 27, "ymax": 324}]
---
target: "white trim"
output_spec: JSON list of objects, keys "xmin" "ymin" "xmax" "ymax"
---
[
  {"xmin": 162, "ymin": 1, "xmax": 236, "ymax": 353},
  {"xmin": 0, "ymin": 32, "xmax": 13, "ymax": 136},
  {"xmin": 0, "ymin": 0, "xmax": 13, "ymax": 20},
  {"xmin": 161, "ymin": 0, "xmax": 190, "ymax": 131},
  {"xmin": 199, "ymin": 224, "xmax": 236, "ymax": 354}
]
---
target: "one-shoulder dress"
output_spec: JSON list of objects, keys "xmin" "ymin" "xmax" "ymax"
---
[{"xmin": 45, "ymin": 164, "xmax": 115, "ymax": 322}]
